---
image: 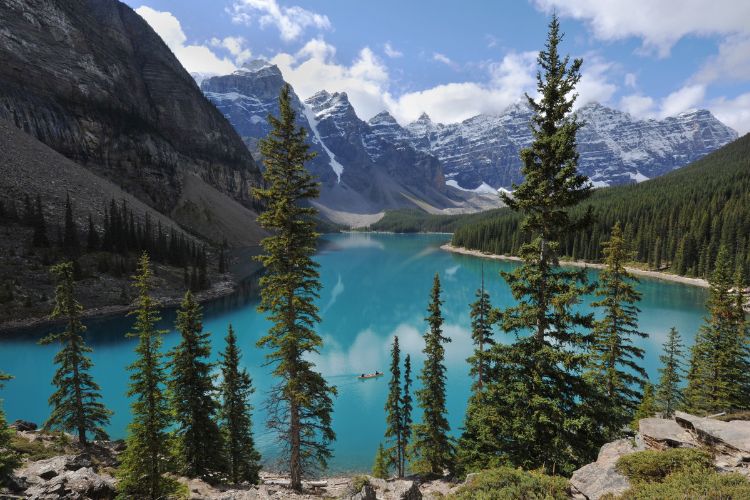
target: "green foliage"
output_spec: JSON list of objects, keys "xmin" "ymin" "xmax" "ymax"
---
[
  {"xmin": 447, "ymin": 467, "xmax": 569, "ymax": 500},
  {"xmin": 372, "ymin": 443, "xmax": 390, "ymax": 479},
  {"xmin": 350, "ymin": 474, "xmax": 370, "ymax": 494},
  {"xmin": 384, "ymin": 336, "xmax": 404, "ymax": 477},
  {"xmin": 219, "ymin": 325, "xmax": 261, "ymax": 485},
  {"xmin": 467, "ymin": 268, "xmax": 494, "ymax": 389},
  {"xmin": 0, "ymin": 373, "xmax": 19, "ymax": 488},
  {"xmin": 9, "ymin": 432, "xmax": 68, "ymax": 461},
  {"xmin": 588, "ymin": 223, "xmax": 648, "ymax": 436},
  {"xmin": 117, "ymin": 253, "xmax": 178, "ymax": 500},
  {"xmin": 411, "ymin": 273, "xmax": 453, "ymax": 476},
  {"xmin": 39, "ymin": 261, "xmax": 111, "ymax": 444},
  {"xmin": 656, "ymin": 327, "xmax": 686, "ymax": 418},
  {"xmin": 475, "ymin": 15, "xmax": 600, "ymax": 476},
  {"xmin": 167, "ymin": 291, "xmax": 225, "ymax": 481},
  {"xmin": 452, "ymin": 133, "xmax": 750, "ymax": 280},
  {"xmin": 685, "ymin": 246, "xmax": 750, "ymax": 414},
  {"xmin": 619, "ymin": 468, "xmax": 750, "ymax": 499},
  {"xmin": 615, "ymin": 448, "xmax": 713, "ymax": 483},
  {"xmin": 254, "ymin": 84, "xmax": 336, "ymax": 490},
  {"xmin": 402, "ymin": 354, "xmax": 413, "ymax": 473},
  {"xmin": 631, "ymin": 384, "xmax": 657, "ymax": 431}
]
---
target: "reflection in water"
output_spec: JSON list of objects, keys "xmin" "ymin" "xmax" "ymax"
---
[{"xmin": 0, "ymin": 233, "xmax": 709, "ymax": 473}]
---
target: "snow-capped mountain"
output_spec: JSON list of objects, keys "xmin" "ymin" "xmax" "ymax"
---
[
  {"xmin": 200, "ymin": 60, "xmax": 737, "ymax": 222},
  {"xmin": 201, "ymin": 62, "xmax": 494, "ymax": 224},
  {"xmin": 399, "ymin": 101, "xmax": 738, "ymax": 189}
]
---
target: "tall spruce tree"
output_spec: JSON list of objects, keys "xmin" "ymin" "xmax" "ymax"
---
[
  {"xmin": 167, "ymin": 291, "xmax": 224, "ymax": 481},
  {"xmin": 254, "ymin": 84, "xmax": 336, "ymax": 490},
  {"xmin": 631, "ymin": 383, "xmax": 656, "ymax": 431},
  {"xmin": 0, "ymin": 372, "xmax": 19, "ymax": 487},
  {"xmin": 62, "ymin": 194, "xmax": 79, "ymax": 258},
  {"xmin": 411, "ymin": 273, "xmax": 453, "ymax": 475},
  {"xmin": 219, "ymin": 325, "xmax": 261, "ymax": 485},
  {"xmin": 117, "ymin": 253, "xmax": 178, "ymax": 499},
  {"xmin": 730, "ymin": 268, "xmax": 750, "ymax": 409},
  {"xmin": 384, "ymin": 336, "xmax": 404, "ymax": 477},
  {"xmin": 589, "ymin": 223, "xmax": 648, "ymax": 436},
  {"xmin": 467, "ymin": 266, "xmax": 494, "ymax": 389},
  {"xmin": 39, "ymin": 262, "xmax": 111, "ymax": 445},
  {"xmin": 484, "ymin": 14, "xmax": 597, "ymax": 475},
  {"xmin": 401, "ymin": 354, "xmax": 412, "ymax": 476},
  {"xmin": 656, "ymin": 327, "xmax": 686, "ymax": 417},
  {"xmin": 685, "ymin": 246, "xmax": 749, "ymax": 414}
]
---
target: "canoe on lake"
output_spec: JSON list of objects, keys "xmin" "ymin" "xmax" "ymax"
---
[{"xmin": 358, "ymin": 371, "xmax": 383, "ymax": 379}]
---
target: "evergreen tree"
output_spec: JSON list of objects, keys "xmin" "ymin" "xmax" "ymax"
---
[
  {"xmin": 467, "ymin": 266, "xmax": 494, "ymax": 389},
  {"xmin": 411, "ymin": 273, "xmax": 453, "ymax": 475},
  {"xmin": 167, "ymin": 291, "xmax": 224, "ymax": 481},
  {"xmin": 384, "ymin": 336, "xmax": 403, "ymax": 477},
  {"xmin": 62, "ymin": 194, "xmax": 79, "ymax": 257},
  {"xmin": 219, "ymin": 325, "xmax": 261, "ymax": 485},
  {"xmin": 588, "ymin": 223, "xmax": 648, "ymax": 436},
  {"xmin": 32, "ymin": 195, "xmax": 49, "ymax": 247},
  {"xmin": 631, "ymin": 383, "xmax": 656, "ymax": 431},
  {"xmin": 39, "ymin": 262, "xmax": 111, "ymax": 445},
  {"xmin": 656, "ymin": 327, "xmax": 686, "ymax": 417},
  {"xmin": 86, "ymin": 214, "xmax": 99, "ymax": 252},
  {"xmin": 401, "ymin": 354, "xmax": 412, "ymax": 476},
  {"xmin": 732, "ymin": 269, "xmax": 750, "ymax": 408},
  {"xmin": 372, "ymin": 443, "xmax": 389, "ymax": 479},
  {"xmin": 0, "ymin": 372, "xmax": 19, "ymax": 488},
  {"xmin": 117, "ymin": 253, "xmax": 178, "ymax": 499},
  {"xmin": 482, "ymin": 15, "xmax": 598, "ymax": 475},
  {"xmin": 254, "ymin": 84, "xmax": 336, "ymax": 490},
  {"xmin": 685, "ymin": 246, "xmax": 749, "ymax": 414}
]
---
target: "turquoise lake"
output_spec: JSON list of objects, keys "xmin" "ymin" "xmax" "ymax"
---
[{"xmin": 0, "ymin": 233, "xmax": 709, "ymax": 473}]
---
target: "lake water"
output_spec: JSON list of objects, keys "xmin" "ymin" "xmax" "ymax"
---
[{"xmin": 0, "ymin": 233, "xmax": 709, "ymax": 473}]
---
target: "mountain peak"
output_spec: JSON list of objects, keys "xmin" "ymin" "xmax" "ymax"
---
[
  {"xmin": 234, "ymin": 59, "xmax": 280, "ymax": 76},
  {"xmin": 416, "ymin": 112, "xmax": 432, "ymax": 123},
  {"xmin": 369, "ymin": 110, "xmax": 398, "ymax": 126}
]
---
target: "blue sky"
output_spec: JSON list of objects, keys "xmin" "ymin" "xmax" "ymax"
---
[{"xmin": 123, "ymin": 0, "xmax": 750, "ymax": 133}]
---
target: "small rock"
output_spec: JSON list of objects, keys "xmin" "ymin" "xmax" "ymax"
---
[
  {"xmin": 351, "ymin": 483, "xmax": 376, "ymax": 500},
  {"xmin": 10, "ymin": 419, "xmax": 37, "ymax": 431}
]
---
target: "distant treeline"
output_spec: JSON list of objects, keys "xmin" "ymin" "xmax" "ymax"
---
[
  {"xmin": 0, "ymin": 195, "xmax": 212, "ymax": 290},
  {"xmin": 367, "ymin": 208, "xmax": 507, "ymax": 234},
  {"xmin": 451, "ymin": 133, "xmax": 750, "ymax": 278}
]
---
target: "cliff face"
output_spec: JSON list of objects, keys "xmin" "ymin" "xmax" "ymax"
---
[{"xmin": 0, "ymin": 0, "xmax": 260, "ymax": 213}]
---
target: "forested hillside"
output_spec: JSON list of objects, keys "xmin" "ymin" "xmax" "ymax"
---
[{"xmin": 452, "ymin": 133, "xmax": 750, "ymax": 278}]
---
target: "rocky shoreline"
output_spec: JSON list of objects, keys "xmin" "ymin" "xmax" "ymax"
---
[
  {"xmin": 0, "ymin": 277, "xmax": 243, "ymax": 334},
  {"xmin": 441, "ymin": 244, "xmax": 710, "ymax": 288}
]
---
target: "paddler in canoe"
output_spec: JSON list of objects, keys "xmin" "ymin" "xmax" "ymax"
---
[{"xmin": 358, "ymin": 371, "xmax": 383, "ymax": 379}]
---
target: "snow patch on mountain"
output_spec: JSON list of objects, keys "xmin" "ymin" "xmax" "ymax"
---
[
  {"xmin": 302, "ymin": 102, "xmax": 344, "ymax": 182},
  {"xmin": 446, "ymin": 180, "xmax": 498, "ymax": 195}
]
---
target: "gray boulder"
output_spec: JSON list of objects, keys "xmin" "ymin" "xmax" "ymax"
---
[
  {"xmin": 639, "ymin": 417, "xmax": 699, "ymax": 449},
  {"xmin": 570, "ymin": 438, "xmax": 644, "ymax": 500}
]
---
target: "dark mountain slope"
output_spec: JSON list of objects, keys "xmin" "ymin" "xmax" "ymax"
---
[{"xmin": 0, "ymin": 0, "xmax": 260, "ymax": 218}]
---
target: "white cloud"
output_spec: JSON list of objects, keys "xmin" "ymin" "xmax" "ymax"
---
[
  {"xmin": 619, "ymin": 84, "xmax": 707, "ymax": 120},
  {"xmin": 228, "ymin": 0, "xmax": 331, "ymax": 42},
  {"xmin": 533, "ymin": 0, "xmax": 750, "ymax": 57},
  {"xmin": 383, "ymin": 42, "xmax": 403, "ymax": 58},
  {"xmin": 135, "ymin": 6, "xmax": 236, "ymax": 74},
  {"xmin": 619, "ymin": 94, "xmax": 655, "ymax": 118},
  {"xmin": 432, "ymin": 52, "xmax": 453, "ymax": 65},
  {"xmin": 707, "ymin": 92, "xmax": 750, "ymax": 134},
  {"xmin": 660, "ymin": 84, "xmax": 706, "ymax": 117},
  {"xmin": 694, "ymin": 35, "xmax": 750, "ymax": 84},
  {"xmin": 624, "ymin": 73, "xmax": 637, "ymax": 88},
  {"xmin": 575, "ymin": 57, "xmax": 618, "ymax": 107},
  {"xmin": 211, "ymin": 36, "xmax": 253, "ymax": 65}
]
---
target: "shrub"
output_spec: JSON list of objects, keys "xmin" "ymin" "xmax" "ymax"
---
[
  {"xmin": 621, "ymin": 468, "xmax": 750, "ymax": 499},
  {"xmin": 447, "ymin": 467, "xmax": 568, "ymax": 500},
  {"xmin": 615, "ymin": 448, "xmax": 713, "ymax": 483}
]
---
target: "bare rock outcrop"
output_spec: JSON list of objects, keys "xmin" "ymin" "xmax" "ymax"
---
[{"xmin": 569, "ymin": 438, "xmax": 645, "ymax": 500}]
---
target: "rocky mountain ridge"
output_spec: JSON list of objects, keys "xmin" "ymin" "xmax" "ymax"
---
[
  {"xmin": 202, "ymin": 63, "xmax": 500, "ymax": 226},
  {"xmin": 0, "ymin": 0, "xmax": 263, "ymax": 244}
]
